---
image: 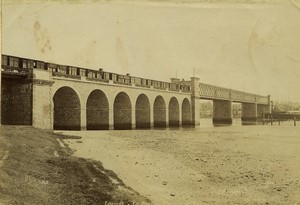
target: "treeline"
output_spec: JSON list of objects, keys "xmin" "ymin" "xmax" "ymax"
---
[{"xmin": 273, "ymin": 101, "xmax": 300, "ymax": 112}]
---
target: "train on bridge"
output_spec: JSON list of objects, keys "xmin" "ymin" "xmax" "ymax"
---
[{"xmin": 1, "ymin": 55, "xmax": 192, "ymax": 93}]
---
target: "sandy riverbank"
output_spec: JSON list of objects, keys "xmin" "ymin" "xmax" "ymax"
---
[
  {"xmin": 63, "ymin": 125, "xmax": 300, "ymax": 204},
  {"xmin": 0, "ymin": 126, "xmax": 149, "ymax": 205}
]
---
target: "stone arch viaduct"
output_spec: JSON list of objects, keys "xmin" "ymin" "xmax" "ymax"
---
[
  {"xmin": 1, "ymin": 54, "xmax": 271, "ymax": 130},
  {"xmin": 50, "ymin": 79, "xmax": 192, "ymax": 130}
]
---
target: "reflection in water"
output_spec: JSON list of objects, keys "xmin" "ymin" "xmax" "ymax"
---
[
  {"xmin": 199, "ymin": 118, "xmax": 296, "ymax": 128},
  {"xmin": 157, "ymin": 118, "xmax": 297, "ymax": 131},
  {"xmin": 200, "ymin": 118, "xmax": 241, "ymax": 128}
]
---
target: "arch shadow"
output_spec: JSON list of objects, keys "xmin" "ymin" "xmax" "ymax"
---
[
  {"xmin": 154, "ymin": 96, "xmax": 166, "ymax": 127},
  {"xmin": 53, "ymin": 86, "xmax": 81, "ymax": 130},
  {"xmin": 169, "ymin": 97, "xmax": 179, "ymax": 127},
  {"xmin": 182, "ymin": 98, "xmax": 192, "ymax": 126},
  {"xmin": 135, "ymin": 94, "xmax": 150, "ymax": 129},
  {"xmin": 114, "ymin": 92, "xmax": 132, "ymax": 130},
  {"xmin": 86, "ymin": 90, "xmax": 109, "ymax": 130}
]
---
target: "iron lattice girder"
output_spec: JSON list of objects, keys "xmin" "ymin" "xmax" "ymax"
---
[{"xmin": 199, "ymin": 83, "xmax": 269, "ymax": 104}]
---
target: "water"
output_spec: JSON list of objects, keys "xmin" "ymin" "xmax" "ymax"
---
[
  {"xmin": 61, "ymin": 118, "xmax": 300, "ymax": 205},
  {"xmin": 199, "ymin": 117, "xmax": 242, "ymax": 128},
  {"xmin": 199, "ymin": 117, "xmax": 297, "ymax": 128},
  {"xmin": 158, "ymin": 118, "xmax": 297, "ymax": 131}
]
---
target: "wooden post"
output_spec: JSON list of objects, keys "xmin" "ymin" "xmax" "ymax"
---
[
  {"xmin": 294, "ymin": 116, "xmax": 296, "ymax": 126},
  {"xmin": 262, "ymin": 109, "xmax": 265, "ymax": 125},
  {"xmin": 271, "ymin": 115, "xmax": 273, "ymax": 126}
]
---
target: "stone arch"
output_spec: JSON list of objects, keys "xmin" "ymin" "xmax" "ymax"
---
[
  {"xmin": 114, "ymin": 92, "xmax": 132, "ymax": 130},
  {"xmin": 182, "ymin": 98, "xmax": 192, "ymax": 126},
  {"xmin": 153, "ymin": 95, "xmax": 166, "ymax": 127},
  {"xmin": 86, "ymin": 90, "xmax": 109, "ymax": 130},
  {"xmin": 169, "ymin": 97, "xmax": 179, "ymax": 127},
  {"xmin": 135, "ymin": 94, "xmax": 150, "ymax": 129},
  {"xmin": 53, "ymin": 86, "xmax": 81, "ymax": 130}
]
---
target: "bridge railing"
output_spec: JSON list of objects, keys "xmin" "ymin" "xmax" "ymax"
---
[
  {"xmin": 1, "ymin": 54, "xmax": 192, "ymax": 93},
  {"xmin": 1, "ymin": 54, "xmax": 268, "ymax": 102},
  {"xmin": 199, "ymin": 83, "xmax": 269, "ymax": 104},
  {"xmin": 256, "ymin": 95, "xmax": 269, "ymax": 104},
  {"xmin": 231, "ymin": 90, "xmax": 256, "ymax": 103}
]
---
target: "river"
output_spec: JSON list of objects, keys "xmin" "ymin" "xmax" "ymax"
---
[{"xmin": 60, "ymin": 118, "xmax": 300, "ymax": 205}]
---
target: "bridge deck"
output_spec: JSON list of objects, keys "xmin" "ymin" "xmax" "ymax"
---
[
  {"xmin": 199, "ymin": 83, "xmax": 269, "ymax": 104},
  {"xmin": 1, "ymin": 54, "xmax": 269, "ymax": 105}
]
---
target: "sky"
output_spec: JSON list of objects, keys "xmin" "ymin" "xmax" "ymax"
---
[{"xmin": 2, "ymin": 0, "xmax": 300, "ymax": 102}]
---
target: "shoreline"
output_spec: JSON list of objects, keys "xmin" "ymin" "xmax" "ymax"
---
[
  {"xmin": 0, "ymin": 126, "xmax": 150, "ymax": 205},
  {"xmin": 1, "ymin": 124, "xmax": 300, "ymax": 204},
  {"xmin": 63, "ymin": 125, "xmax": 300, "ymax": 204}
]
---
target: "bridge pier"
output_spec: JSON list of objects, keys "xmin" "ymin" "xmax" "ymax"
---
[
  {"xmin": 81, "ymin": 104, "xmax": 87, "ymax": 131},
  {"xmin": 178, "ymin": 105, "xmax": 182, "ymax": 126},
  {"xmin": 241, "ymin": 103, "xmax": 257, "ymax": 124},
  {"xmin": 132, "ymin": 107, "xmax": 136, "ymax": 129},
  {"xmin": 213, "ymin": 100, "xmax": 233, "ymax": 125},
  {"xmin": 166, "ymin": 106, "xmax": 169, "ymax": 127},
  {"xmin": 32, "ymin": 69, "xmax": 54, "ymax": 130},
  {"xmin": 150, "ymin": 108, "xmax": 154, "ymax": 128},
  {"xmin": 109, "ymin": 108, "xmax": 114, "ymax": 130},
  {"xmin": 191, "ymin": 77, "xmax": 200, "ymax": 126}
]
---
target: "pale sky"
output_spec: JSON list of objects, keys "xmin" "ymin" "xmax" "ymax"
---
[{"xmin": 2, "ymin": 0, "xmax": 300, "ymax": 102}]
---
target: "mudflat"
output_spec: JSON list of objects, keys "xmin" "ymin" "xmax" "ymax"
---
[
  {"xmin": 64, "ymin": 124, "xmax": 300, "ymax": 205},
  {"xmin": 0, "ymin": 126, "xmax": 148, "ymax": 205}
]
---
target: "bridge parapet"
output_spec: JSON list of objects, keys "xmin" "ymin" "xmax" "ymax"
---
[
  {"xmin": 1, "ymin": 54, "xmax": 269, "ymax": 105},
  {"xmin": 231, "ymin": 90, "xmax": 256, "ymax": 103},
  {"xmin": 51, "ymin": 66, "xmax": 192, "ymax": 93},
  {"xmin": 256, "ymin": 95, "xmax": 270, "ymax": 105},
  {"xmin": 200, "ymin": 83, "xmax": 230, "ymax": 100},
  {"xmin": 199, "ymin": 83, "xmax": 269, "ymax": 105},
  {"xmin": 1, "ymin": 54, "xmax": 192, "ymax": 94}
]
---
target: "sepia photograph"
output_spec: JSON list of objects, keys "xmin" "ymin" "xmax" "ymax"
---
[{"xmin": 0, "ymin": 0, "xmax": 300, "ymax": 204}]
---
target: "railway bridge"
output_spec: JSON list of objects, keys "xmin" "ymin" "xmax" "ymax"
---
[{"xmin": 1, "ymin": 54, "xmax": 271, "ymax": 130}]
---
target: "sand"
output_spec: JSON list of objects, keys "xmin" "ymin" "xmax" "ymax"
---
[
  {"xmin": 62, "ymin": 124, "xmax": 300, "ymax": 204},
  {"xmin": 0, "ymin": 126, "xmax": 148, "ymax": 205}
]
